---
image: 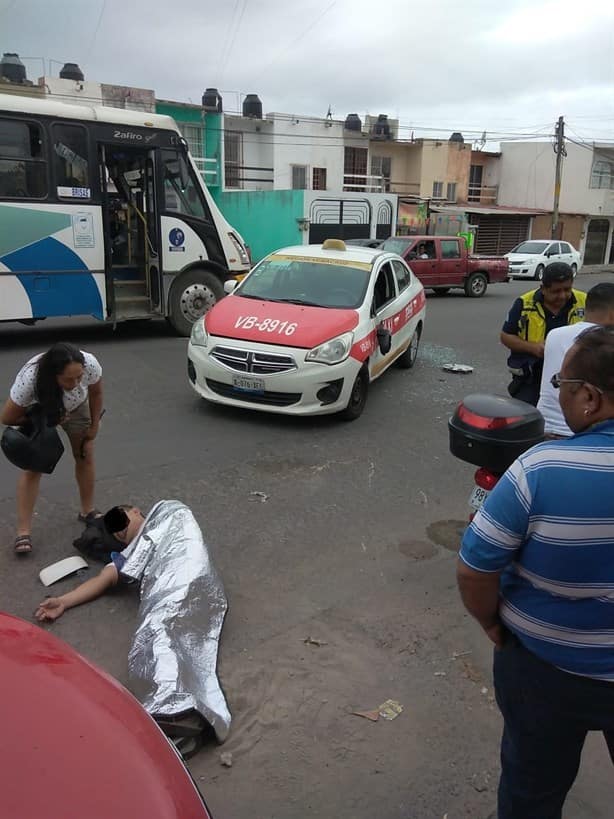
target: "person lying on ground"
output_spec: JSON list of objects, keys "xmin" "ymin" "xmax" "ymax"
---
[{"xmin": 35, "ymin": 500, "xmax": 231, "ymax": 745}]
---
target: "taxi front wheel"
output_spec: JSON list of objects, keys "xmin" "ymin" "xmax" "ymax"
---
[{"xmin": 340, "ymin": 366, "xmax": 369, "ymax": 421}]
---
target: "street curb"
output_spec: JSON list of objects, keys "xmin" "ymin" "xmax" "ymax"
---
[{"xmin": 582, "ymin": 266, "xmax": 614, "ymax": 275}]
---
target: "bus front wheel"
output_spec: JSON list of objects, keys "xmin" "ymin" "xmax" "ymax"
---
[{"xmin": 167, "ymin": 269, "xmax": 225, "ymax": 336}]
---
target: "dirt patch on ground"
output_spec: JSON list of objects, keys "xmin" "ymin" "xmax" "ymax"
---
[
  {"xmin": 426, "ymin": 519, "xmax": 468, "ymax": 552},
  {"xmin": 398, "ymin": 539, "xmax": 437, "ymax": 561}
]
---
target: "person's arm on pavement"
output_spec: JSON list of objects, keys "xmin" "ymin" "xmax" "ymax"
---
[{"xmin": 35, "ymin": 564, "xmax": 119, "ymax": 622}]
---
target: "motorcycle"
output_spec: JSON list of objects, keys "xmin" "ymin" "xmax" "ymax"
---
[{"xmin": 448, "ymin": 394, "xmax": 544, "ymax": 520}]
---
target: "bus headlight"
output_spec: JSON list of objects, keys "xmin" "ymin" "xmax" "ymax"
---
[
  {"xmin": 228, "ymin": 232, "xmax": 250, "ymax": 266},
  {"xmin": 190, "ymin": 318, "xmax": 208, "ymax": 347},
  {"xmin": 305, "ymin": 332, "xmax": 353, "ymax": 365}
]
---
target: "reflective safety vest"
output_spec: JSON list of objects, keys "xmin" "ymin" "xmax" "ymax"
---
[{"xmin": 517, "ymin": 289, "xmax": 587, "ymax": 343}]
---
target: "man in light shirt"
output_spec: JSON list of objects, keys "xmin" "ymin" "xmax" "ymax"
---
[{"xmin": 538, "ymin": 282, "xmax": 614, "ymax": 436}]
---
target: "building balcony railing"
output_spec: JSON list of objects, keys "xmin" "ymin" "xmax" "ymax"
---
[
  {"xmin": 389, "ymin": 180, "xmax": 422, "ymax": 197},
  {"xmin": 343, "ymin": 173, "xmax": 388, "ymax": 192},
  {"xmin": 194, "ymin": 157, "xmax": 219, "ymax": 187},
  {"xmin": 224, "ymin": 163, "xmax": 274, "ymax": 189},
  {"xmin": 466, "ymin": 184, "xmax": 498, "ymax": 205}
]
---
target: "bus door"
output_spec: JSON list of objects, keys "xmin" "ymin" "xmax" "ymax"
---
[{"xmin": 99, "ymin": 144, "xmax": 163, "ymax": 320}]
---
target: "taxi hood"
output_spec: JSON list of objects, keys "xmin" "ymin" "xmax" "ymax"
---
[{"xmin": 205, "ymin": 295, "xmax": 360, "ymax": 348}]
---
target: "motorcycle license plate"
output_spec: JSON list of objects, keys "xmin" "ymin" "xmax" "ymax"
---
[{"xmin": 468, "ymin": 485, "xmax": 490, "ymax": 511}]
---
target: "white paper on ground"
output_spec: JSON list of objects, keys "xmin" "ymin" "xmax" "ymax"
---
[{"xmin": 39, "ymin": 556, "xmax": 88, "ymax": 587}]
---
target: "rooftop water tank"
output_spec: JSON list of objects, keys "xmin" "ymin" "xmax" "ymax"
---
[
  {"xmin": 59, "ymin": 62, "xmax": 84, "ymax": 81},
  {"xmin": 449, "ymin": 132, "xmax": 465, "ymax": 143},
  {"xmin": 372, "ymin": 114, "xmax": 391, "ymax": 139},
  {"xmin": 242, "ymin": 94, "xmax": 262, "ymax": 119},
  {"xmin": 202, "ymin": 88, "xmax": 223, "ymax": 113},
  {"xmin": 0, "ymin": 52, "xmax": 26, "ymax": 84},
  {"xmin": 344, "ymin": 113, "xmax": 361, "ymax": 132}
]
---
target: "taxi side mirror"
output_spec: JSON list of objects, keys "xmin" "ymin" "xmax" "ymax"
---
[{"xmin": 377, "ymin": 325, "xmax": 392, "ymax": 355}]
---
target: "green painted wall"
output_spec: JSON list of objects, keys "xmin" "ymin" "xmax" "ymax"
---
[
  {"xmin": 155, "ymin": 101, "xmax": 203, "ymax": 125},
  {"xmin": 155, "ymin": 101, "xmax": 209, "ymax": 178},
  {"xmin": 213, "ymin": 190, "xmax": 304, "ymax": 262}
]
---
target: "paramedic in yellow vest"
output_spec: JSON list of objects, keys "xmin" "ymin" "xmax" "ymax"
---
[{"xmin": 500, "ymin": 263, "xmax": 586, "ymax": 405}]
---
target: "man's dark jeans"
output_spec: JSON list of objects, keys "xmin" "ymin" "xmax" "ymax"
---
[
  {"xmin": 494, "ymin": 635, "xmax": 614, "ymax": 819},
  {"xmin": 507, "ymin": 374, "xmax": 539, "ymax": 406}
]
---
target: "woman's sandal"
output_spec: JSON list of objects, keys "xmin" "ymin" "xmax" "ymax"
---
[
  {"xmin": 14, "ymin": 535, "xmax": 32, "ymax": 555},
  {"xmin": 78, "ymin": 510, "xmax": 103, "ymax": 524}
]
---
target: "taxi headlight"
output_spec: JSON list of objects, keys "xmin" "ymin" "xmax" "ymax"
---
[
  {"xmin": 190, "ymin": 318, "xmax": 208, "ymax": 347},
  {"xmin": 305, "ymin": 332, "xmax": 353, "ymax": 365}
]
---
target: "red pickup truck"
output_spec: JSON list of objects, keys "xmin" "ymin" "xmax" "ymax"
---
[{"xmin": 380, "ymin": 235, "xmax": 510, "ymax": 298}]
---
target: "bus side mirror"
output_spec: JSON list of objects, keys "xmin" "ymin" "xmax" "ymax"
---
[{"xmin": 224, "ymin": 279, "xmax": 238, "ymax": 294}]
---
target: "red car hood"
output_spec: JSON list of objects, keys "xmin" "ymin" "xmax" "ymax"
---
[
  {"xmin": 0, "ymin": 613, "xmax": 210, "ymax": 819},
  {"xmin": 205, "ymin": 295, "xmax": 360, "ymax": 348}
]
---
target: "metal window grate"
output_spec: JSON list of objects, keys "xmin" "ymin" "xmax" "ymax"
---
[{"xmin": 224, "ymin": 131, "xmax": 243, "ymax": 189}]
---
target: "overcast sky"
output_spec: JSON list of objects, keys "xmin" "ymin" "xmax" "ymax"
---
[{"xmin": 2, "ymin": 0, "xmax": 613, "ymax": 145}]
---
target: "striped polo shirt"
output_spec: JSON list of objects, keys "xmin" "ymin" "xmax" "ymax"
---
[{"xmin": 460, "ymin": 419, "xmax": 614, "ymax": 681}]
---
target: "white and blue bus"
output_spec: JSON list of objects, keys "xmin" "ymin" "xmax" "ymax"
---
[{"xmin": 0, "ymin": 93, "xmax": 250, "ymax": 335}]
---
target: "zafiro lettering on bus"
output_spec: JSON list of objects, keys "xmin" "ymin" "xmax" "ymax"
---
[{"xmin": 113, "ymin": 130, "xmax": 156, "ymax": 143}]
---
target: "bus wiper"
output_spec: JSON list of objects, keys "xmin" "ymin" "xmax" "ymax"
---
[{"xmin": 236, "ymin": 292, "xmax": 266, "ymax": 300}]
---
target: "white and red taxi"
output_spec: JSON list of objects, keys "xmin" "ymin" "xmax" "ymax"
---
[{"xmin": 187, "ymin": 239, "xmax": 426, "ymax": 419}]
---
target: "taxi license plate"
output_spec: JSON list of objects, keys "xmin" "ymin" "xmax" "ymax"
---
[
  {"xmin": 232, "ymin": 375, "xmax": 265, "ymax": 393},
  {"xmin": 468, "ymin": 485, "xmax": 490, "ymax": 511}
]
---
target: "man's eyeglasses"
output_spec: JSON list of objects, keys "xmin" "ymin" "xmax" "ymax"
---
[{"xmin": 550, "ymin": 372, "xmax": 604, "ymax": 394}]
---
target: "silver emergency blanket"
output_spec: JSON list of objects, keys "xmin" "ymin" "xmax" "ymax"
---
[{"xmin": 120, "ymin": 499, "xmax": 231, "ymax": 742}]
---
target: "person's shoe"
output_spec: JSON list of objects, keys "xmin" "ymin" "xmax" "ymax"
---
[
  {"xmin": 78, "ymin": 510, "xmax": 103, "ymax": 524},
  {"xmin": 14, "ymin": 534, "xmax": 32, "ymax": 555}
]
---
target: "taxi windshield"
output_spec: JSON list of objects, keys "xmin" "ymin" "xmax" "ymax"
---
[{"xmin": 236, "ymin": 255, "xmax": 371, "ymax": 309}]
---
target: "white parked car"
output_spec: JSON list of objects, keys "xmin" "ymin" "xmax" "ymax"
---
[
  {"xmin": 187, "ymin": 239, "xmax": 426, "ymax": 420},
  {"xmin": 505, "ymin": 240, "xmax": 582, "ymax": 281}
]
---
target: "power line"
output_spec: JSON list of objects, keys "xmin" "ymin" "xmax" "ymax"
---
[
  {"xmin": 253, "ymin": 0, "xmax": 339, "ymax": 81},
  {"xmin": 217, "ymin": 0, "xmax": 247, "ymax": 86},
  {"xmin": 219, "ymin": 0, "xmax": 250, "ymax": 85},
  {"xmin": 85, "ymin": 0, "xmax": 107, "ymax": 61},
  {"xmin": 8, "ymin": 88, "xmax": 614, "ymax": 148}
]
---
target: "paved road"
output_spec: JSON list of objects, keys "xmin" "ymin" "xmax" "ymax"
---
[{"xmin": 1, "ymin": 272, "xmax": 612, "ymax": 819}]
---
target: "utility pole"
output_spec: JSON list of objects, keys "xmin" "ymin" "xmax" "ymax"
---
[{"xmin": 552, "ymin": 116, "xmax": 566, "ymax": 239}]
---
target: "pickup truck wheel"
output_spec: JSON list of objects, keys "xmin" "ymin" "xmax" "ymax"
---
[
  {"xmin": 167, "ymin": 269, "xmax": 225, "ymax": 336},
  {"xmin": 340, "ymin": 366, "xmax": 369, "ymax": 421},
  {"xmin": 464, "ymin": 272, "xmax": 488, "ymax": 298},
  {"xmin": 534, "ymin": 264, "xmax": 545, "ymax": 282},
  {"xmin": 432, "ymin": 287, "xmax": 450, "ymax": 296}
]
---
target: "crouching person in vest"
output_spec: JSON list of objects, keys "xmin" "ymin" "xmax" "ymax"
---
[{"xmin": 500, "ymin": 263, "xmax": 586, "ymax": 405}]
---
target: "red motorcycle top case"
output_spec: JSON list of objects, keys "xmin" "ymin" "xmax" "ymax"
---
[{"xmin": 205, "ymin": 295, "xmax": 360, "ymax": 348}]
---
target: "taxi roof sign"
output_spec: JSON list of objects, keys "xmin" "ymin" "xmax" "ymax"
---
[{"xmin": 322, "ymin": 239, "xmax": 346, "ymax": 251}]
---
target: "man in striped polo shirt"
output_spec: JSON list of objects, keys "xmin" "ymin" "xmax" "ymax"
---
[{"xmin": 457, "ymin": 325, "xmax": 614, "ymax": 819}]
